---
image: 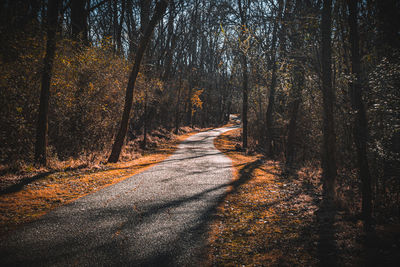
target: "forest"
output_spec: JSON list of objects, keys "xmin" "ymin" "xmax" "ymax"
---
[{"xmin": 0, "ymin": 0, "xmax": 399, "ymax": 265}]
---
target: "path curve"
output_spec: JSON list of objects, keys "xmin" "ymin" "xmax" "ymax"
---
[{"xmin": 0, "ymin": 126, "xmax": 238, "ymax": 266}]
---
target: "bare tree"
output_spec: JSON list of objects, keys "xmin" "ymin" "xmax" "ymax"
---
[
  {"xmin": 108, "ymin": 0, "xmax": 169, "ymax": 163},
  {"xmin": 71, "ymin": 0, "xmax": 88, "ymax": 42},
  {"xmin": 265, "ymin": 0, "xmax": 283, "ymax": 157},
  {"xmin": 347, "ymin": 0, "xmax": 372, "ymax": 231},
  {"xmin": 34, "ymin": 0, "xmax": 61, "ymax": 166},
  {"xmin": 238, "ymin": 0, "xmax": 249, "ymax": 150}
]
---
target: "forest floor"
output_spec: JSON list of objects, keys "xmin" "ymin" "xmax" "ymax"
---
[
  {"xmin": 0, "ymin": 127, "xmax": 207, "ymax": 236},
  {"xmin": 207, "ymin": 128, "xmax": 400, "ymax": 266}
]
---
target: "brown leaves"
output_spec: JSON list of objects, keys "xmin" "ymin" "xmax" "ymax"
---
[{"xmin": 208, "ymin": 129, "xmax": 318, "ymax": 266}]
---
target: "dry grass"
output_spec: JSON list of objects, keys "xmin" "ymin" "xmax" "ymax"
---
[{"xmin": 0, "ymin": 129, "xmax": 201, "ymax": 236}]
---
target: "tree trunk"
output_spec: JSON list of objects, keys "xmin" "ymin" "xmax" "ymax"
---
[
  {"xmin": 285, "ymin": 0, "xmax": 304, "ymax": 170},
  {"xmin": 163, "ymin": 0, "xmax": 176, "ymax": 81},
  {"xmin": 238, "ymin": 0, "xmax": 248, "ymax": 150},
  {"xmin": 142, "ymin": 89, "xmax": 148, "ymax": 149},
  {"xmin": 118, "ymin": 0, "xmax": 126, "ymax": 53},
  {"xmin": 71, "ymin": 0, "xmax": 87, "ymax": 42},
  {"xmin": 286, "ymin": 68, "xmax": 304, "ymax": 168},
  {"xmin": 241, "ymin": 54, "xmax": 249, "ymax": 150},
  {"xmin": 139, "ymin": 0, "xmax": 150, "ymax": 36},
  {"xmin": 35, "ymin": 0, "xmax": 60, "ymax": 166},
  {"xmin": 321, "ymin": 0, "xmax": 337, "ymax": 201},
  {"xmin": 108, "ymin": 0, "xmax": 169, "ymax": 163},
  {"xmin": 174, "ymin": 78, "xmax": 182, "ymax": 134},
  {"xmin": 113, "ymin": 0, "xmax": 125, "ymax": 53},
  {"xmin": 126, "ymin": 0, "xmax": 137, "ymax": 59},
  {"xmin": 265, "ymin": 0, "xmax": 283, "ymax": 157},
  {"xmin": 347, "ymin": 0, "xmax": 373, "ymax": 231},
  {"xmin": 186, "ymin": 85, "xmax": 193, "ymax": 126}
]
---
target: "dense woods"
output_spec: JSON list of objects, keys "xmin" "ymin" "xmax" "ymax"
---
[{"xmin": 1, "ymin": 0, "xmax": 399, "ymax": 243}]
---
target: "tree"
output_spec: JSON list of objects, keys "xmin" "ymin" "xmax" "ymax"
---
[
  {"xmin": 265, "ymin": 0, "xmax": 283, "ymax": 157},
  {"xmin": 34, "ymin": 0, "xmax": 61, "ymax": 166},
  {"xmin": 347, "ymin": 0, "xmax": 372, "ymax": 231},
  {"xmin": 285, "ymin": 0, "xmax": 304, "ymax": 169},
  {"xmin": 238, "ymin": 0, "xmax": 249, "ymax": 150},
  {"xmin": 108, "ymin": 0, "xmax": 169, "ymax": 163},
  {"xmin": 71, "ymin": 0, "xmax": 88, "ymax": 42},
  {"xmin": 321, "ymin": 0, "xmax": 337, "ymax": 201},
  {"xmin": 113, "ymin": 0, "xmax": 126, "ymax": 54}
]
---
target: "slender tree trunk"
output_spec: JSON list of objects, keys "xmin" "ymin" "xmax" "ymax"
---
[
  {"xmin": 321, "ymin": 0, "xmax": 337, "ymax": 201},
  {"xmin": 265, "ymin": 0, "xmax": 283, "ymax": 157},
  {"xmin": 142, "ymin": 89, "xmax": 148, "ymax": 149},
  {"xmin": 113, "ymin": 0, "xmax": 125, "ymax": 53},
  {"xmin": 242, "ymin": 54, "xmax": 249, "ymax": 150},
  {"xmin": 117, "ymin": 0, "xmax": 126, "ymax": 53},
  {"xmin": 186, "ymin": 85, "xmax": 193, "ymax": 126},
  {"xmin": 347, "ymin": 0, "xmax": 373, "ymax": 231},
  {"xmin": 285, "ymin": 0, "xmax": 304, "ymax": 170},
  {"xmin": 185, "ymin": 8, "xmax": 198, "ymax": 126},
  {"xmin": 286, "ymin": 67, "xmax": 304, "ymax": 168},
  {"xmin": 139, "ymin": 0, "xmax": 150, "ymax": 36},
  {"xmin": 35, "ymin": 0, "xmax": 60, "ymax": 166},
  {"xmin": 163, "ymin": 0, "xmax": 176, "ymax": 81},
  {"xmin": 174, "ymin": 78, "xmax": 182, "ymax": 134},
  {"xmin": 113, "ymin": 0, "xmax": 118, "ymax": 51},
  {"xmin": 71, "ymin": 0, "xmax": 87, "ymax": 42},
  {"xmin": 126, "ymin": 0, "xmax": 137, "ymax": 59},
  {"xmin": 108, "ymin": 0, "xmax": 169, "ymax": 163},
  {"xmin": 238, "ymin": 0, "xmax": 248, "ymax": 150}
]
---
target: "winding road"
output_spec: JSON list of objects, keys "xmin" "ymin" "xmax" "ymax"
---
[{"xmin": 0, "ymin": 126, "xmax": 238, "ymax": 266}]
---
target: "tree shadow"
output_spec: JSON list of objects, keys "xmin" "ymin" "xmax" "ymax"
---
[
  {"xmin": 230, "ymin": 159, "xmax": 264, "ymax": 193},
  {"xmin": 0, "ymin": 171, "xmax": 55, "ymax": 195},
  {"xmin": 285, "ymin": 167, "xmax": 338, "ymax": 266}
]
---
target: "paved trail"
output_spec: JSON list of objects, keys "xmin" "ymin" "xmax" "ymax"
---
[{"xmin": 0, "ymin": 126, "xmax": 237, "ymax": 266}]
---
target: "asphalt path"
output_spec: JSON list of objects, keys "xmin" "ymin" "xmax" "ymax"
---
[{"xmin": 0, "ymin": 126, "xmax": 238, "ymax": 266}]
